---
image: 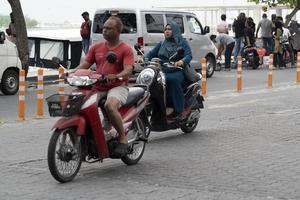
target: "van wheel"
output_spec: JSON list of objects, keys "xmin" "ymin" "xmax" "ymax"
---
[
  {"xmin": 1, "ymin": 69, "xmax": 19, "ymax": 95},
  {"xmin": 206, "ymin": 56, "xmax": 216, "ymax": 78}
]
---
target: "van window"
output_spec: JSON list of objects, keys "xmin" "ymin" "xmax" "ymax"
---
[
  {"xmin": 166, "ymin": 14, "xmax": 184, "ymax": 33},
  {"xmin": 93, "ymin": 13, "xmax": 137, "ymax": 34},
  {"xmin": 28, "ymin": 39, "xmax": 35, "ymax": 59},
  {"xmin": 187, "ymin": 16, "xmax": 203, "ymax": 34},
  {"xmin": 145, "ymin": 14, "xmax": 164, "ymax": 33}
]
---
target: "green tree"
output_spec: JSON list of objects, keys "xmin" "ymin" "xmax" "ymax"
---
[
  {"xmin": 0, "ymin": 15, "xmax": 10, "ymax": 28},
  {"xmin": 248, "ymin": 0, "xmax": 297, "ymax": 8},
  {"xmin": 25, "ymin": 16, "xmax": 38, "ymax": 28},
  {"xmin": 7, "ymin": 0, "xmax": 29, "ymax": 77},
  {"xmin": 248, "ymin": 0, "xmax": 300, "ymax": 26}
]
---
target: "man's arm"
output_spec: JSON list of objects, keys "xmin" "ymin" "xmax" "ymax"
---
[
  {"xmin": 106, "ymin": 65, "xmax": 133, "ymax": 81},
  {"xmin": 217, "ymin": 44, "xmax": 224, "ymax": 59},
  {"xmin": 117, "ymin": 65, "xmax": 133, "ymax": 79}
]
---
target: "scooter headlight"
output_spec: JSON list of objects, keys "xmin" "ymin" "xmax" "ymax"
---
[{"xmin": 136, "ymin": 68, "xmax": 155, "ymax": 86}]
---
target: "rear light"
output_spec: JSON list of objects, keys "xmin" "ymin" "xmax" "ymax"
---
[
  {"xmin": 137, "ymin": 37, "xmax": 144, "ymax": 55},
  {"xmin": 137, "ymin": 37, "xmax": 144, "ymax": 46}
]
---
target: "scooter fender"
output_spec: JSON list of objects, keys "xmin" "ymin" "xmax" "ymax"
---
[{"xmin": 52, "ymin": 115, "xmax": 86, "ymax": 135}]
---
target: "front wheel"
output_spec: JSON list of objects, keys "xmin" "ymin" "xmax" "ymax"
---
[
  {"xmin": 47, "ymin": 128, "xmax": 82, "ymax": 183},
  {"xmin": 121, "ymin": 116, "xmax": 146, "ymax": 165},
  {"xmin": 1, "ymin": 69, "xmax": 19, "ymax": 95},
  {"xmin": 206, "ymin": 56, "xmax": 216, "ymax": 78}
]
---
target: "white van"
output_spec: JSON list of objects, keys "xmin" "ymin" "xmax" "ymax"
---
[
  {"xmin": 0, "ymin": 31, "xmax": 21, "ymax": 95},
  {"xmin": 91, "ymin": 8, "xmax": 217, "ymax": 77}
]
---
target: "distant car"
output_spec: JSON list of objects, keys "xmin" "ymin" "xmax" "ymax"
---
[
  {"xmin": 0, "ymin": 31, "xmax": 21, "ymax": 95},
  {"xmin": 91, "ymin": 8, "xmax": 217, "ymax": 77}
]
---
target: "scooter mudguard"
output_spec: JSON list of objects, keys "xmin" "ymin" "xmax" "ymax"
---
[{"xmin": 52, "ymin": 115, "xmax": 86, "ymax": 135}]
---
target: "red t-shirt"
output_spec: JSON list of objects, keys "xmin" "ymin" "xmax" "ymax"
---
[
  {"xmin": 80, "ymin": 20, "xmax": 91, "ymax": 39},
  {"xmin": 85, "ymin": 41, "xmax": 134, "ymax": 90}
]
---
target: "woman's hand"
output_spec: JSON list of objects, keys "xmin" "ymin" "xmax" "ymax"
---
[{"xmin": 174, "ymin": 60, "xmax": 184, "ymax": 68}]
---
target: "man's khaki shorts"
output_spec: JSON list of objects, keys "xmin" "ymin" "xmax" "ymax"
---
[{"xmin": 106, "ymin": 86, "xmax": 129, "ymax": 107}]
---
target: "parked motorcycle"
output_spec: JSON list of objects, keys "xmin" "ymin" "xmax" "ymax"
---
[
  {"xmin": 242, "ymin": 45, "xmax": 260, "ymax": 69},
  {"xmin": 134, "ymin": 45, "xmax": 204, "ymax": 135},
  {"xmin": 46, "ymin": 54, "xmax": 150, "ymax": 183},
  {"xmin": 281, "ymin": 33, "xmax": 296, "ymax": 66}
]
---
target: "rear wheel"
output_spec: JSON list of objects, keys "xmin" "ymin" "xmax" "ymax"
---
[
  {"xmin": 1, "ymin": 69, "xmax": 19, "ymax": 95},
  {"xmin": 181, "ymin": 110, "xmax": 200, "ymax": 133},
  {"xmin": 121, "ymin": 116, "xmax": 146, "ymax": 165},
  {"xmin": 249, "ymin": 58, "xmax": 260, "ymax": 69},
  {"xmin": 48, "ymin": 128, "xmax": 82, "ymax": 183}
]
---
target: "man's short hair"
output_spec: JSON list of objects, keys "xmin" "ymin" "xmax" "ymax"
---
[
  {"xmin": 81, "ymin": 11, "xmax": 89, "ymax": 17},
  {"xmin": 262, "ymin": 13, "xmax": 267, "ymax": 18},
  {"xmin": 221, "ymin": 14, "xmax": 226, "ymax": 21},
  {"xmin": 107, "ymin": 16, "xmax": 123, "ymax": 33}
]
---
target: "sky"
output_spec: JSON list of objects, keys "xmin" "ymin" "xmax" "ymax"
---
[{"xmin": 0, "ymin": 0, "xmax": 249, "ymax": 24}]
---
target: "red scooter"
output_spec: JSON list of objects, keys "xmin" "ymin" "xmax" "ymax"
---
[{"xmin": 46, "ymin": 55, "xmax": 149, "ymax": 183}]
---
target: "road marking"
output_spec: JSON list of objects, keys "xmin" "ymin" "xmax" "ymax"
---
[{"xmin": 207, "ymin": 82, "xmax": 298, "ymax": 100}]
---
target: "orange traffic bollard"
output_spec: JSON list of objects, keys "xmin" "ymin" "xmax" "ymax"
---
[
  {"xmin": 18, "ymin": 69, "xmax": 26, "ymax": 121},
  {"xmin": 236, "ymin": 56, "xmax": 242, "ymax": 92},
  {"xmin": 201, "ymin": 58, "xmax": 207, "ymax": 96},
  {"xmin": 268, "ymin": 54, "xmax": 273, "ymax": 88},
  {"xmin": 297, "ymin": 52, "xmax": 300, "ymax": 84},
  {"xmin": 58, "ymin": 66, "xmax": 65, "ymax": 95},
  {"xmin": 36, "ymin": 68, "xmax": 44, "ymax": 118},
  {"xmin": 58, "ymin": 66, "xmax": 65, "ymax": 103}
]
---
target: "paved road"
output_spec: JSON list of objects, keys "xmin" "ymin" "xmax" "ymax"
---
[{"xmin": 0, "ymin": 68, "xmax": 300, "ymax": 199}]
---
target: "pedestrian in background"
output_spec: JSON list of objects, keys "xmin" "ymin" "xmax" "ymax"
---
[
  {"xmin": 256, "ymin": 14, "xmax": 273, "ymax": 55},
  {"xmin": 245, "ymin": 17, "xmax": 256, "ymax": 46},
  {"xmin": 210, "ymin": 34, "xmax": 235, "ymax": 70},
  {"xmin": 232, "ymin": 12, "xmax": 246, "ymax": 66},
  {"xmin": 273, "ymin": 20, "xmax": 284, "ymax": 68},
  {"xmin": 217, "ymin": 14, "xmax": 229, "ymax": 34},
  {"xmin": 80, "ymin": 11, "xmax": 92, "ymax": 54},
  {"xmin": 5, "ymin": 12, "xmax": 16, "ymax": 44}
]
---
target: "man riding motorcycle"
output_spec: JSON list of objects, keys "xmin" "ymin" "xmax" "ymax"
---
[{"xmin": 68, "ymin": 16, "xmax": 134, "ymax": 156}]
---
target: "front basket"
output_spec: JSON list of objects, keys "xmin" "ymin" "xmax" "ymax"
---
[{"xmin": 46, "ymin": 94, "xmax": 84, "ymax": 117}]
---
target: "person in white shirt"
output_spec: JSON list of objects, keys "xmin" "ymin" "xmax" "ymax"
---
[
  {"xmin": 217, "ymin": 14, "xmax": 229, "ymax": 34},
  {"xmin": 210, "ymin": 34, "xmax": 235, "ymax": 70},
  {"xmin": 283, "ymin": 24, "xmax": 295, "ymax": 66}
]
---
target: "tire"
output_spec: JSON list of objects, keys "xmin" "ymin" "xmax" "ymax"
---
[
  {"xmin": 48, "ymin": 128, "xmax": 82, "ymax": 183},
  {"xmin": 1, "ymin": 69, "xmax": 19, "ymax": 95},
  {"xmin": 249, "ymin": 58, "xmax": 259, "ymax": 69},
  {"xmin": 180, "ymin": 110, "xmax": 200, "ymax": 133},
  {"xmin": 121, "ymin": 116, "xmax": 146, "ymax": 165},
  {"xmin": 206, "ymin": 56, "xmax": 216, "ymax": 78}
]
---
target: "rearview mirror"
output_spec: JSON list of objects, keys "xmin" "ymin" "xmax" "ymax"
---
[
  {"xmin": 0, "ymin": 31, "xmax": 6, "ymax": 44},
  {"xmin": 52, "ymin": 57, "xmax": 62, "ymax": 66},
  {"xmin": 203, "ymin": 26, "xmax": 210, "ymax": 34}
]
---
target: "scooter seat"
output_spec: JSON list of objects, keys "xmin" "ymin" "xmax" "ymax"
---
[{"xmin": 122, "ymin": 87, "xmax": 145, "ymax": 107}]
